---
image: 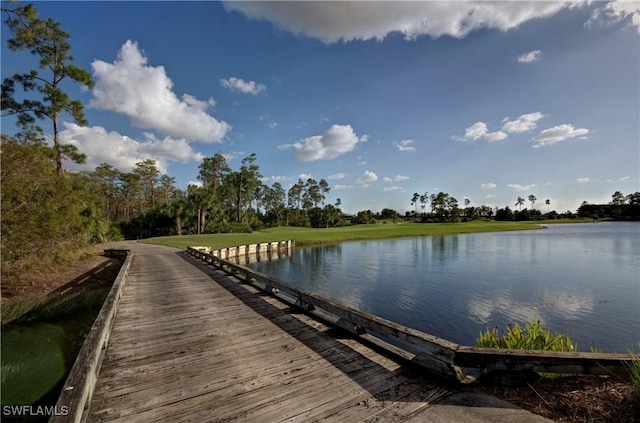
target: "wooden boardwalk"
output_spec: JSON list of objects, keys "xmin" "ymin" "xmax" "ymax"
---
[{"xmin": 85, "ymin": 243, "xmax": 455, "ymax": 422}]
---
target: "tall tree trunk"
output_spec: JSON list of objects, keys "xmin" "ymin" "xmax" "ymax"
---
[{"xmin": 53, "ymin": 113, "xmax": 62, "ymax": 175}]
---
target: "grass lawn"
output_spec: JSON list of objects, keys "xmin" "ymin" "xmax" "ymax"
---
[{"xmin": 141, "ymin": 219, "xmax": 556, "ymax": 250}]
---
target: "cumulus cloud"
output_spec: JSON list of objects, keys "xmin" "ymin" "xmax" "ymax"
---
[
  {"xmin": 224, "ymin": 1, "xmax": 580, "ymax": 42},
  {"xmin": 531, "ymin": 124, "xmax": 590, "ymax": 147},
  {"xmin": 61, "ymin": 123, "xmax": 204, "ymax": 174},
  {"xmin": 278, "ymin": 124, "xmax": 365, "ymax": 161},
  {"xmin": 383, "ymin": 186, "xmax": 405, "ymax": 192},
  {"xmin": 90, "ymin": 40, "xmax": 230, "ymax": 143},
  {"xmin": 356, "ymin": 170, "xmax": 378, "ymax": 185},
  {"xmin": 586, "ymin": 1, "xmax": 640, "ymax": 33},
  {"xmin": 577, "ymin": 177, "xmax": 590, "ymax": 183},
  {"xmin": 334, "ymin": 184, "xmax": 354, "ymax": 190},
  {"xmin": 517, "ymin": 50, "xmax": 542, "ymax": 63},
  {"xmin": 501, "ymin": 112, "xmax": 545, "ymax": 134},
  {"xmin": 454, "ymin": 122, "xmax": 507, "ymax": 142},
  {"xmin": 508, "ymin": 183, "xmax": 536, "ymax": 192},
  {"xmin": 220, "ymin": 77, "xmax": 266, "ymax": 94},
  {"xmin": 481, "ymin": 183, "xmax": 497, "ymax": 189},
  {"xmin": 393, "ymin": 139, "xmax": 416, "ymax": 152}
]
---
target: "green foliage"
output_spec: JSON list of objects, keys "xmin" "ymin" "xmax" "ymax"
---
[
  {"xmin": 1, "ymin": 136, "xmax": 108, "ymax": 275},
  {"xmin": 624, "ymin": 346, "xmax": 640, "ymax": 396},
  {"xmin": 2, "ymin": 3, "xmax": 94, "ymax": 174},
  {"xmin": 476, "ymin": 321, "xmax": 576, "ymax": 352},
  {"xmin": 577, "ymin": 192, "xmax": 640, "ymax": 220}
]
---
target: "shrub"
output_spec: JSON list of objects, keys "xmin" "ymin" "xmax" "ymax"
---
[{"xmin": 476, "ymin": 321, "xmax": 576, "ymax": 352}]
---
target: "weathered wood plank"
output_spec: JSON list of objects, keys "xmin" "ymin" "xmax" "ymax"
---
[
  {"xmin": 188, "ymin": 246, "xmax": 635, "ymax": 379},
  {"xmin": 81, "ymin": 243, "xmax": 459, "ymax": 422},
  {"xmin": 455, "ymin": 346, "xmax": 635, "ymax": 375},
  {"xmin": 51, "ymin": 250, "xmax": 132, "ymax": 423},
  {"xmin": 187, "ymin": 248, "xmax": 462, "ymax": 380}
]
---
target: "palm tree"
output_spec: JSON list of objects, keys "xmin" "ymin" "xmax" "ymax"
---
[
  {"xmin": 411, "ymin": 192, "xmax": 420, "ymax": 215},
  {"xmin": 528, "ymin": 194, "xmax": 537, "ymax": 210},
  {"xmin": 419, "ymin": 192, "xmax": 428, "ymax": 217},
  {"xmin": 515, "ymin": 196, "xmax": 525, "ymax": 211},
  {"xmin": 545, "ymin": 199, "xmax": 551, "ymax": 212}
]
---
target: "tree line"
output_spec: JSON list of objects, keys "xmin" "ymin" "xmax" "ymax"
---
[
  {"xmin": 1, "ymin": 3, "xmax": 638, "ymax": 279},
  {"xmin": 408, "ymin": 191, "xmax": 640, "ymax": 223}
]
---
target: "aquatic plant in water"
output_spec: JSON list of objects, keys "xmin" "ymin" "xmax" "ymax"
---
[{"xmin": 476, "ymin": 321, "xmax": 576, "ymax": 352}]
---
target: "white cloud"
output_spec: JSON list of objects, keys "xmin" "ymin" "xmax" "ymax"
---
[
  {"xmin": 508, "ymin": 183, "xmax": 536, "ymax": 192},
  {"xmin": 299, "ymin": 173, "xmax": 314, "ymax": 180},
  {"xmin": 224, "ymin": 2, "xmax": 581, "ymax": 42},
  {"xmin": 586, "ymin": 1, "xmax": 640, "ymax": 33},
  {"xmin": 278, "ymin": 124, "xmax": 365, "ymax": 161},
  {"xmin": 334, "ymin": 184, "xmax": 354, "ymax": 190},
  {"xmin": 268, "ymin": 121, "xmax": 278, "ymax": 129},
  {"xmin": 481, "ymin": 183, "xmax": 497, "ymax": 189},
  {"xmin": 620, "ymin": 175, "xmax": 631, "ymax": 181},
  {"xmin": 262, "ymin": 175, "xmax": 291, "ymax": 184},
  {"xmin": 531, "ymin": 124, "xmax": 590, "ymax": 147},
  {"xmin": 577, "ymin": 178, "xmax": 590, "ymax": 183},
  {"xmin": 501, "ymin": 112, "xmax": 545, "ymax": 134},
  {"xmin": 90, "ymin": 40, "xmax": 230, "ymax": 143},
  {"xmin": 393, "ymin": 139, "xmax": 416, "ymax": 152},
  {"xmin": 384, "ymin": 175, "xmax": 411, "ymax": 182},
  {"xmin": 182, "ymin": 94, "xmax": 216, "ymax": 110},
  {"xmin": 220, "ymin": 77, "xmax": 266, "ymax": 95},
  {"xmin": 383, "ymin": 186, "xmax": 405, "ymax": 192},
  {"xmin": 517, "ymin": 50, "xmax": 542, "ymax": 63},
  {"xmin": 356, "ymin": 170, "xmax": 378, "ymax": 185},
  {"xmin": 454, "ymin": 122, "xmax": 507, "ymax": 142},
  {"xmin": 222, "ymin": 151, "xmax": 245, "ymax": 161},
  {"xmin": 328, "ymin": 172, "xmax": 349, "ymax": 180},
  {"xmin": 61, "ymin": 123, "xmax": 204, "ymax": 174}
]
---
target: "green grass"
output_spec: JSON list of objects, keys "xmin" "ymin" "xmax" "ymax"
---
[
  {"xmin": 141, "ymin": 220, "xmax": 544, "ymax": 250},
  {"xmin": 624, "ymin": 345, "xmax": 640, "ymax": 396}
]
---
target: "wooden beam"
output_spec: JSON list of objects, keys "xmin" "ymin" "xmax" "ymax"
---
[
  {"xmin": 187, "ymin": 245, "xmax": 636, "ymax": 379},
  {"xmin": 51, "ymin": 250, "xmax": 133, "ymax": 423},
  {"xmin": 455, "ymin": 346, "xmax": 634, "ymax": 375}
]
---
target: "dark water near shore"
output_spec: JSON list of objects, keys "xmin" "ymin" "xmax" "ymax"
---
[
  {"xmin": 247, "ymin": 222, "xmax": 640, "ymax": 352},
  {"xmin": 1, "ymin": 288, "xmax": 110, "ymax": 422}
]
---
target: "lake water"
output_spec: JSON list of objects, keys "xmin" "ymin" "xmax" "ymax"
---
[{"xmin": 246, "ymin": 222, "xmax": 640, "ymax": 352}]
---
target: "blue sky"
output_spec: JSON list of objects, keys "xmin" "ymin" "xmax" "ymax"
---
[{"xmin": 2, "ymin": 1, "xmax": 639, "ymax": 214}]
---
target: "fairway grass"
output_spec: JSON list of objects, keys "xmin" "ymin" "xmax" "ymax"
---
[{"xmin": 141, "ymin": 220, "xmax": 546, "ymax": 250}]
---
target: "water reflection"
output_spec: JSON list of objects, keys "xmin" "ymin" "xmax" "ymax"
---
[
  {"xmin": 246, "ymin": 222, "xmax": 639, "ymax": 352},
  {"xmin": 467, "ymin": 289, "xmax": 595, "ymax": 326},
  {"xmin": 2, "ymin": 323, "xmax": 69, "ymax": 405}
]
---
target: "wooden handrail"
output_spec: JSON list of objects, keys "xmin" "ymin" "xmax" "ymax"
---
[
  {"xmin": 454, "ymin": 346, "xmax": 633, "ymax": 375},
  {"xmin": 187, "ymin": 245, "xmax": 636, "ymax": 381},
  {"xmin": 188, "ymin": 246, "xmax": 462, "ymax": 380},
  {"xmin": 51, "ymin": 250, "xmax": 133, "ymax": 423}
]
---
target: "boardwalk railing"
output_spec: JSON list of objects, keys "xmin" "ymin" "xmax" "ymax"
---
[
  {"xmin": 51, "ymin": 249, "xmax": 132, "ymax": 423},
  {"xmin": 187, "ymin": 245, "xmax": 635, "ymax": 382}
]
